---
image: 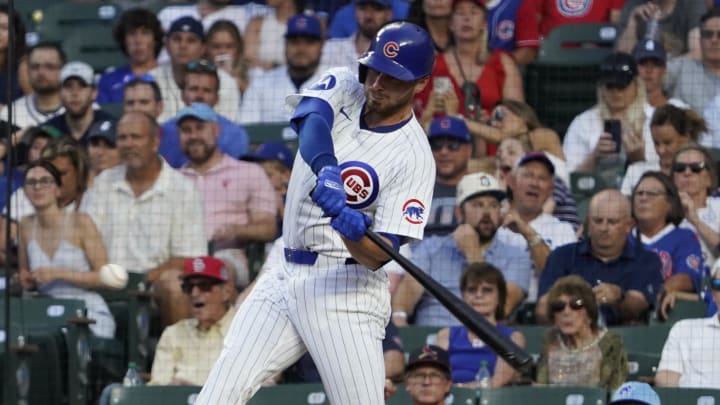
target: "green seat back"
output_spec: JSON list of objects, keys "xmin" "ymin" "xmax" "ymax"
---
[
  {"xmin": 249, "ymin": 383, "xmax": 330, "ymax": 404},
  {"xmin": 654, "ymin": 387, "xmax": 720, "ymax": 404},
  {"xmin": 244, "ymin": 122, "xmax": 296, "ymax": 146},
  {"xmin": 110, "ymin": 385, "xmax": 201, "ymax": 404},
  {"xmin": 611, "ymin": 325, "xmax": 671, "ymax": 354},
  {"xmin": 63, "ymin": 26, "xmax": 125, "ymax": 73},
  {"xmin": 513, "ymin": 325, "xmax": 546, "ymax": 358},
  {"xmin": 479, "ymin": 385, "xmax": 608, "ymax": 404},
  {"xmin": 626, "ymin": 351, "xmax": 661, "ymax": 381},
  {"xmin": 538, "ymin": 23, "xmax": 618, "ymax": 65},
  {"xmin": 649, "ymin": 300, "xmax": 708, "ymax": 326},
  {"xmin": 34, "ymin": 2, "xmax": 120, "ymax": 41},
  {"xmin": 397, "ymin": 326, "xmax": 441, "ymax": 355}
]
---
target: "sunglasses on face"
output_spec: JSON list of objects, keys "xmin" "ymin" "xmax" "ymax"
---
[
  {"xmin": 711, "ymin": 278, "xmax": 720, "ymax": 291},
  {"xmin": 701, "ymin": 29, "xmax": 720, "ymax": 40},
  {"xmin": 24, "ymin": 176, "xmax": 56, "ymax": 189},
  {"xmin": 549, "ymin": 298, "xmax": 584, "ymax": 313},
  {"xmin": 672, "ymin": 161, "xmax": 707, "ymax": 174},
  {"xmin": 430, "ymin": 139, "xmax": 463, "ymax": 152},
  {"xmin": 180, "ymin": 279, "xmax": 222, "ymax": 295},
  {"xmin": 186, "ymin": 59, "xmax": 217, "ymax": 73}
]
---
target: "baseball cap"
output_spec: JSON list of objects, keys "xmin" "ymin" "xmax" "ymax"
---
[
  {"xmin": 23, "ymin": 125, "xmax": 61, "ymax": 145},
  {"xmin": 632, "ymin": 39, "xmax": 667, "ymax": 64},
  {"xmin": 176, "ymin": 102, "xmax": 218, "ymax": 124},
  {"xmin": 60, "ymin": 61, "xmax": 95, "ymax": 86},
  {"xmin": 456, "ymin": 172, "xmax": 505, "ymax": 205},
  {"xmin": 355, "ymin": 0, "xmax": 392, "ymax": 8},
  {"xmin": 285, "ymin": 14, "xmax": 323, "ymax": 40},
  {"xmin": 428, "ymin": 116, "xmax": 471, "ymax": 143},
  {"xmin": 245, "ymin": 142, "xmax": 295, "ymax": 170},
  {"xmin": 599, "ymin": 52, "xmax": 638, "ymax": 88},
  {"xmin": 516, "ymin": 151, "xmax": 555, "ymax": 176},
  {"xmin": 453, "ymin": 0, "xmax": 487, "ymax": 10},
  {"xmin": 406, "ymin": 345, "xmax": 451, "ymax": 375},
  {"xmin": 610, "ymin": 382, "xmax": 661, "ymax": 405},
  {"xmin": 181, "ymin": 256, "xmax": 230, "ymax": 282},
  {"xmin": 88, "ymin": 120, "xmax": 117, "ymax": 146},
  {"xmin": 168, "ymin": 16, "xmax": 205, "ymax": 41}
]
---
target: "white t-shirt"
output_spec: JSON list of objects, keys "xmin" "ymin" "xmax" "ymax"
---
[
  {"xmin": 620, "ymin": 160, "xmax": 660, "ymax": 196},
  {"xmin": 680, "ymin": 196, "xmax": 720, "ymax": 269},
  {"xmin": 0, "ymin": 95, "xmax": 64, "ymax": 129},
  {"xmin": 657, "ymin": 316, "xmax": 720, "ymax": 388}
]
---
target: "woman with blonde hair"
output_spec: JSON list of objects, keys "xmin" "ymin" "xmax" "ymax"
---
[{"xmin": 206, "ymin": 20, "xmax": 251, "ymax": 96}]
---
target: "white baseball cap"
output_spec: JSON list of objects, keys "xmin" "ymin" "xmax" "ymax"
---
[
  {"xmin": 60, "ymin": 61, "xmax": 95, "ymax": 86},
  {"xmin": 456, "ymin": 172, "xmax": 505, "ymax": 206}
]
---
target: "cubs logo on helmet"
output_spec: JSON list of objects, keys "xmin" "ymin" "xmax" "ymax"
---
[
  {"xmin": 340, "ymin": 161, "xmax": 379, "ymax": 209},
  {"xmin": 358, "ymin": 21, "xmax": 436, "ymax": 82}
]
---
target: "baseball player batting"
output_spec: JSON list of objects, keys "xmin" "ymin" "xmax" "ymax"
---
[{"xmin": 195, "ymin": 21, "xmax": 436, "ymax": 404}]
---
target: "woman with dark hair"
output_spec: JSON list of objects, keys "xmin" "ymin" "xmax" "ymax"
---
[
  {"xmin": 17, "ymin": 159, "xmax": 115, "ymax": 338},
  {"xmin": 631, "ymin": 171, "xmax": 704, "ymax": 295},
  {"xmin": 537, "ymin": 275, "xmax": 627, "ymax": 390},
  {"xmin": 435, "ymin": 263, "xmax": 525, "ymax": 387},
  {"xmin": 206, "ymin": 20, "xmax": 250, "ymax": 96},
  {"xmin": 621, "ymin": 104, "xmax": 707, "ymax": 195},
  {"xmin": 0, "ymin": 4, "xmax": 29, "ymax": 107},
  {"xmin": 406, "ymin": 0, "xmax": 454, "ymax": 52}
]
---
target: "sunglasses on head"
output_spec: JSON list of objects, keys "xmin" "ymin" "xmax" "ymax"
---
[
  {"xmin": 711, "ymin": 278, "xmax": 720, "ymax": 291},
  {"xmin": 672, "ymin": 161, "xmax": 706, "ymax": 174},
  {"xmin": 123, "ymin": 73, "xmax": 155, "ymax": 84},
  {"xmin": 186, "ymin": 59, "xmax": 217, "ymax": 72},
  {"xmin": 549, "ymin": 298, "xmax": 584, "ymax": 313},
  {"xmin": 430, "ymin": 138, "xmax": 463, "ymax": 152},
  {"xmin": 180, "ymin": 279, "xmax": 222, "ymax": 294}
]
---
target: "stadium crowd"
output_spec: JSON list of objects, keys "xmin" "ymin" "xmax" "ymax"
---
[{"xmin": 1, "ymin": 0, "xmax": 720, "ymax": 404}]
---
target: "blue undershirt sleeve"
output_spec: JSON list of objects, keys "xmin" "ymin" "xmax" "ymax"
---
[{"xmin": 291, "ymin": 97, "xmax": 337, "ymax": 175}]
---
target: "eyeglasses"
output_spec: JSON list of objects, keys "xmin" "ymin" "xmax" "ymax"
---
[
  {"xmin": 464, "ymin": 285, "xmax": 496, "ymax": 295},
  {"xmin": 180, "ymin": 279, "xmax": 222, "ymax": 295},
  {"xmin": 672, "ymin": 161, "xmax": 707, "ymax": 174},
  {"xmin": 186, "ymin": 60, "xmax": 217, "ymax": 73},
  {"xmin": 430, "ymin": 139, "xmax": 463, "ymax": 152},
  {"xmin": 634, "ymin": 189, "xmax": 668, "ymax": 199},
  {"xmin": 24, "ymin": 176, "xmax": 56, "ymax": 189},
  {"xmin": 407, "ymin": 371, "xmax": 447, "ymax": 384},
  {"xmin": 123, "ymin": 73, "xmax": 155, "ymax": 85},
  {"xmin": 710, "ymin": 278, "xmax": 720, "ymax": 291},
  {"xmin": 549, "ymin": 298, "xmax": 584, "ymax": 313},
  {"xmin": 701, "ymin": 29, "xmax": 720, "ymax": 40}
]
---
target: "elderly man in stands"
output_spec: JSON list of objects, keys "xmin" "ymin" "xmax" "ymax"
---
[
  {"xmin": 536, "ymin": 189, "xmax": 664, "ymax": 325},
  {"xmin": 148, "ymin": 256, "xmax": 236, "ymax": 385}
]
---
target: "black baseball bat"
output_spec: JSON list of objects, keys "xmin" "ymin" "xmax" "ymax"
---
[{"xmin": 366, "ymin": 230, "xmax": 535, "ymax": 376}]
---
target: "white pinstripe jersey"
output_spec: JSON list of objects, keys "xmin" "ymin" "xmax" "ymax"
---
[{"xmin": 283, "ymin": 67, "xmax": 436, "ymax": 258}]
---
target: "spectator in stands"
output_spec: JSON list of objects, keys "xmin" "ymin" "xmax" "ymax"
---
[
  {"xmin": 621, "ymin": 104, "xmax": 705, "ymax": 195},
  {"xmin": 513, "ymin": 0, "xmax": 622, "ymax": 65},
  {"xmin": 157, "ymin": 0, "xmax": 266, "ymax": 35},
  {"xmin": 122, "ymin": 76, "xmax": 164, "ymax": 120},
  {"xmin": 610, "ymin": 382, "xmax": 661, "ymax": 405},
  {"xmin": 536, "ymin": 189, "xmax": 664, "ymax": 326},
  {"xmin": 617, "ymin": 0, "xmax": 704, "ymax": 60},
  {"xmin": 329, "ymin": 0, "xmax": 407, "ymax": 39},
  {"xmin": 239, "ymin": 14, "xmax": 326, "ymax": 125},
  {"xmin": 563, "ymin": 53, "xmax": 650, "ymax": 174},
  {"xmin": 177, "ymin": 102, "xmax": 276, "ymax": 288},
  {"xmin": 392, "ymin": 172, "xmax": 533, "ymax": 326},
  {"xmin": 244, "ymin": 0, "xmax": 301, "ymax": 71},
  {"xmin": 0, "ymin": 43, "xmax": 65, "ymax": 129},
  {"xmin": 159, "ymin": 62, "xmax": 249, "ymax": 167},
  {"xmin": 96, "ymin": 8, "xmax": 163, "ymax": 104},
  {"xmin": 150, "ymin": 16, "xmax": 240, "ymax": 123},
  {"xmin": 496, "ymin": 138, "xmax": 578, "ymax": 231},
  {"xmin": 17, "ymin": 159, "xmax": 116, "ymax": 338},
  {"xmin": 242, "ymin": 141, "xmax": 295, "ymax": 227},
  {"xmin": 435, "ymin": 263, "xmax": 525, "ymax": 386},
  {"xmin": 41, "ymin": 62, "xmax": 117, "ymax": 145},
  {"xmin": 22, "ymin": 126, "xmax": 60, "ymax": 165},
  {"xmin": 673, "ymin": 144, "xmax": 720, "ymax": 271},
  {"xmin": 406, "ymin": 0, "xmax": 453, "ymax": 51},
  {"xmin": 536, "ymin": 276, "xmax": 628, "ymax": 390},
  {"xmin": 86, "ymin": 120, "xmax": 121, "ymax": 180},
  {"xmin": 0, "ymin": 4, "xmax": 29, "ymax": 107},
  {"xmin": 84, "ymin": 111, "xmax": 206, "ymax": 327},
  {"xmin": 632, "ymin": 39, "xmax": 688, "ymax": 109},
  {"xmin": 665, "ymin": 8, "xmax": 720, "ymax": 113},
  {"xmin": 660, "ymin": 261, "xmax": 718, "ymax": 321},
  {"xmin": 631, "ymin": 171, "xmax": 704, "ymax": 294},
  {"xmin": 321, "ymin": 0, "xmax": 393, "ymax": 73},
  {"xmin": 401, "ymin": 345, "xmax": 453, "ymax": 405},
  {"xmin": 206, "ymin": 20, "xmax": 250, "ymax": 96},
  {"xmin": 424, "ymin": 116, "xmax": 472, "ymax": 237},
  {"xmin": 655, "ymin": 267, "xmax": 720, "ymax": 388},
  {"xmin": 502, "ymin": 152, "xmax": 576, "ymax": 300},
  {"xmin": 148, "ymin": 256, "xmax": 236, "ymax": 385}
]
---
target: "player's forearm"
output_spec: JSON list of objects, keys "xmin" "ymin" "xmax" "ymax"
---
[{"xmin": 343, "ymin": 234, "xmax": 393, "ymax": 270}]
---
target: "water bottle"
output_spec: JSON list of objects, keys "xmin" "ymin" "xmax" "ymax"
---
[
  {"xmin": 645, "ymin": 10, "xmax": 661, "ymax": 40},
  {"xmin": 123, "ymin": 361, "xmax": 142, "ymax": 387},
  {"xmin": 474, "ymin": 360, "xmax": 492, "ymax": 405}
]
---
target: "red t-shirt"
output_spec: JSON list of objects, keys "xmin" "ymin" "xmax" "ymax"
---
[{"xmin": 515, "ymin": 0, "xmax": 623, "ymax": 49}]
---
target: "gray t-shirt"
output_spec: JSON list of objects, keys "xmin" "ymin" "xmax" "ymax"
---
[
  {"xmin": 619, "ymin": 0, "xmax": 704, "ymax": 57},
  {"xmin": 665, "ymin": 57, "xmax": 720, "ymax": 112}
]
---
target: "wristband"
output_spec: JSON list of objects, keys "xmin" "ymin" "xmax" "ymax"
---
[
  {"xmin": 392, "ymin": 311, "xmax": 408, "ymax": 319},
  {"xmin": 528, "ymin": 234, "xmax": 543, "ymax": 247}
]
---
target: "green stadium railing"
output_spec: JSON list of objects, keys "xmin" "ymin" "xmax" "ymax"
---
[
  {"xmin": 654, "ymin": 387, "xmax": 720, "ymax": 405},
  {"xmin": 479, "ymin": 386, "xmax": 608, "ymax": 405},
  {"xmin": 109, "ymin": 385, "xmax": 201, "ymax": 405}
]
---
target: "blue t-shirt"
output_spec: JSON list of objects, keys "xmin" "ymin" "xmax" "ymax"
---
[
  {"xmin": 327, "ymin": 0, "xmax": 409, "ymax": 39},
  {"xmin": 629, "ymin": 226, "xmax": 705, "ymax": 292},
  {"xmin": 96, "ymin": 65, "xmax": 132, "ymax": 105},
  {"xmin": 540, "ymin": 238, "xmax": 664, "ymax": 325},
  {"xmin": 0, "ymin": 167, "xmax": 24, "ymax": 211},
  {"xmin": 486, "ymin": 0, "xmax": 523, "ymax": 51},
  {"xmin": 448, "ymin": 323, "xmax": 514, "ymax": 383},
  {"xmin": 159, "ymin": 114, "xmax": 250, "ymax": 168}
]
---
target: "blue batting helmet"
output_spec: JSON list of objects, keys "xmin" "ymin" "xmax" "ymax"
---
[{"xmin": 358, "ymin": 21, "xmax": 435, "ymax": 82}]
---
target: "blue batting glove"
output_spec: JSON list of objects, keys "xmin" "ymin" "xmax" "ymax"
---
[
  {"xmin": 312, "ymin": 166, "xmax": 346, "ymax": 217},
  {"xmin": 331, "ymin": 207, "xmax": 372, "ymax": 242}
]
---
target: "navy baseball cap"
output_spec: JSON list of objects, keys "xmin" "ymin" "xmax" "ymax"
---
[
  {"xmin": 610, "ymin": 382, "xmax": 661, "ymax": 405},
  {"xmin": 176, "ymin": 102, "xmax": 218, "ymax": 124},
  {"xmin": 244, "ymin": 142, "xmax": 295, "ymax": 170},
  {"xmin": 285, "ymin": 14, "xmax": 323, "ymax": 40},
  {"xmin": 88, "ymin": 120, "xmax": 117, "ymax": 146},
  {"xmin": 428, "ymin": 116, "xmax": 471, "ymax": 143},
  {"xmin": 599, "ymin": 52, "xmax": 638, "ymax": 88},
  {"xmin": 632, "ymin": 39, "xmax": 667, "ymax": 64},
  {"xmin": 355, "ymin": 0, "xmax": 392, "ymax": 8},
  {"xmin": 516, "ymin": 151, "xmax": 555, "ymax": 176},
  {"xmin": 406, "ymin": 345, "xmax": 451, "ymax": 375},
  {"xmin": 169, "ymin": 16, "xmax": 205, "ymax": 41}
]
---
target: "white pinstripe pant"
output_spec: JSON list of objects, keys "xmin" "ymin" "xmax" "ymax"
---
[{"xmin": 195, "ymin": 259, "xmax": 390, "ymax": 404}]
